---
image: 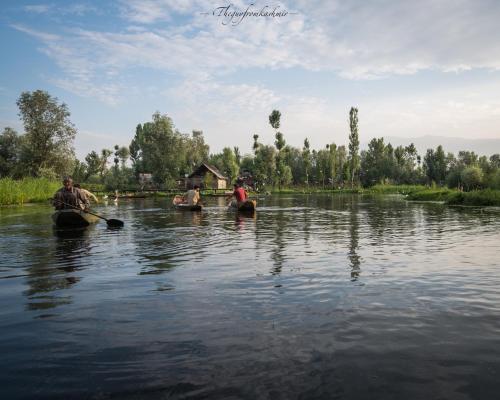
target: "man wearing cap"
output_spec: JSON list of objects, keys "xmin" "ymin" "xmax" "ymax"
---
[{"xmin": 53, "ymin": 176, "xmax": 89, "ymax": 210}]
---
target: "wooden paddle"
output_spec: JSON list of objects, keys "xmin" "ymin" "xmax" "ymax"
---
[{"xmin": 54, "ymin": 200, "xmax": 124, "ymax": 227}]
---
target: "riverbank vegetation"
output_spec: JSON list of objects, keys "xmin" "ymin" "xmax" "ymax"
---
[
  {"xmin": 1, "ymin": 89, "xmax": 500, "ymax": 206},
  {"xmin": 406, "ymin": 187, "xmax": 500, "ymax": 206},
  {"xmin": 0, "ymin": 178, "xmax": 59, "ymax": 205}
]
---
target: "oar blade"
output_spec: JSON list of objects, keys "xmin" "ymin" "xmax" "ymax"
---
[{"xmin": 106, "ymin": 218, "xmax": 124, "ymax": 228}]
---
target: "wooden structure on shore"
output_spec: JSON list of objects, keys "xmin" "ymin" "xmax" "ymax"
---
[{"xmin": 185, "ymin": 163, "xmax": 227, "ymax": 190}]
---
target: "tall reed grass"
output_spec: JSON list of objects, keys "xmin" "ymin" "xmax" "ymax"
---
[{"xmin": 0, "ymin": 178, "xmax": 60, "ymax": 206}]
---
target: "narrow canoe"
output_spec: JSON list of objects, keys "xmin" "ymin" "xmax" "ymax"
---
[
  {"xmin": 229, "ymin": 199, "xmax": 256, "ymax": 212},
  {"xmin": 173, "ymin": 195, "xmax": 202, "ymax": 211},
  {"xmin": 52, "ymin": 209, "xmax": 100, "ymax": 228}
]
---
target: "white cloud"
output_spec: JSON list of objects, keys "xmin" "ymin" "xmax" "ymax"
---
[
  {"xmin": 16, "ymin": 0, "xmax": 500, "ymax": 86},
  {"xmin": 23, "ymin": 3, "xmax": 99, "ymax": 16},
  {"xmin": 12, "ymin": 0, "xmax": 500, "ymax": 148},
  {"xmin": 24, "ymin": 4, "xmax": 52, "ymax": 14}
]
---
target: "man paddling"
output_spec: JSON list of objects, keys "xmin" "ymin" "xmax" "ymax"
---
[
  {"xmin": 53, "ymin": 176, "xmax": 89, "ymax": 210},
  {"xmin": 185, "ymin": 185, "xmax": 201, "ymax": 206}
]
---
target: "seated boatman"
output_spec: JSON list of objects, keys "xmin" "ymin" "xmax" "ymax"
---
[
  {"xmin": 185, "ymin": 185, "xmax": 201, "ymax": 206},
  {"xmin": 228, "ymin": 182, "xmax": 248, "ymax": 207},
  {"xmin": 53, "ymin": 176, "xmax": 89, "ymax": 210}
]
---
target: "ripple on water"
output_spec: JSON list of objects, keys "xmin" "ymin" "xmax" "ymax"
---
[{"xmin": 1, "ymin": 196, "xmax": 500, "ymax": 399}]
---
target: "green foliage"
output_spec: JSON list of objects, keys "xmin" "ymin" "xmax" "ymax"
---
[
  {"xmin": 16, "ymin": 90, "xmax": 76, "ymax": 177},
  {"xmin": 302, "ymin": 138, "xmax": 311, "ymax": 185},
  {"xmin": 0, "ymin": 177, "xmax": 60, "ymax": 205},
  {"xmin": 218, "ymin": 147, "xmax": 239, "ymax": 184},
  {"xmin": 84, "ymin": 151, "xmax": 101, "ymax": 180},
  {"xmin": 348, "ymin": 107, "xmax": 360, "ymax": 187},
  {"xmin": 490, "ymin": 170, "xmax": 500, "ymax": 190},
  {"xmin": 130, "ymin": 113, "xmax": 209, "ymax": 185},
  {"xmin": 423, "ymin": 145, "xmax": 446, "ymax": 185},
  {"xmin": 71, "ymin": 159, "xmax": 87, "ymax": 183},
  {"xmin": 0, "ymin": 127, "xmax": 21, "ymax": 177},
  {"xmin": 99, "ymin": 149, "xmax": 112, "ymax": 178},
  {"xmin": 461, "ymin": 166, "xmax": 483, "ymax": 191},
  {"xmin": 253, "ymin": 144, "xmax": 276, "ymax": 189},
  {"xmin": 268, "ymin": 110, "xmax": 281, "ymax": 130},
  {"xmin": 447, "ymin": 189, "xmax": 500, "ymax": 206},
  {"xmin": 369, "ymin": 184, "xmax": 427, "ymax": 195},
  {"xmin": 406, "ymin": 188, "xmax": 454, "ymax": 202}
]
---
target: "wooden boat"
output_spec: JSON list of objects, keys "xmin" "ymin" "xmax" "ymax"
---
[
  {"xmin": 229, "ymin": 199, "xmax": 256, "ymax": 212},
  {"xmin": 52, "ymin": 209, "xmax": 100, "ymax": 228},
  {"xmin": 173, "ymin": 195, "xmax": 202, "ymax": 211}
]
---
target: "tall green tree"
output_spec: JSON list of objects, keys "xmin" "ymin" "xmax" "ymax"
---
[
  {"xmin": 186, "ymin": 130, "xmax": 209, "ymax": 169},
  {"xmin": 252, "ymin": 134, "xmax": 260, "ymax": 154},
  {"xmin": 84, "ymin": 150, "xmax": 101, "ymax": 180},
  {"xmin": 16, "ymin": 90, "xmax": 76, "ymax": 177},
  {"xmin": 328, "ymin": 143, "xmax": 337, "ymax": 188},
  {"xmin": 348, "ymin": 107, "xmax": 360, "ymax": 188},
  {"xmin": 220, "ymin": 147, "xmax": 240, "ymax": 184},
  {"xmin": 100, "ymin": 149, "xmax": 112, "ymax": 178},
  {"xmin": 269, "ymin": 110, "xmax": 281, "ymax": 130},
  {"xmin": 302, "ymin": 138, "xmax": 311, "ymax": 186},
  {"xmin": 269, "ymin": 109, "xmax": 289, "ymax": 189},
  {"xmin": 129, "ymin": 112, "xmax": 188, "ymax": 186},
  {"xmin": 116, "ymin": 146, "xmax": 130, "ymax": 168},
  {"xmin": 360, "ymin": 137, "xmax": 386, "ymax": 186},
  {"xmin": 233, "ymin": 146, "xmax": 241, "ymax": 166},
  {"xmin": 423, "ymin": 145, "xmax": 447, "ymax": 185},
  {"xmin": 0, "ymin": 127, "xmax": 21, "ymax": 177}
]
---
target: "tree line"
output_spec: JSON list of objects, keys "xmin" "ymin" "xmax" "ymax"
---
[{"xmin": 1, "ymin": 90, "xmax": 500, "ymax": 191}]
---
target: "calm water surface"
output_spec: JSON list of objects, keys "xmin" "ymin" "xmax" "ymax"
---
[{"xmin": 1, "ymin": 194, "xmax": 499, "ymax": 399}]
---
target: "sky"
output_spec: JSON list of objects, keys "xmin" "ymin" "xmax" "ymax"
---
[{"xmin": 1, "ymin": 0, "xmax": 500, "ymax": 159}]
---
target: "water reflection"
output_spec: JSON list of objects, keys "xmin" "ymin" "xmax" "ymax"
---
[
  {"xmin": 24, "ymin": 228, "xmax": 92, "ymax": 311},
  {"xmin": 348, "ymin": 197, "xmax": 361, "ymax": 281},
  {"xmin": 1, "ymin": 196, "xmax": 500, "ymax": 399}
]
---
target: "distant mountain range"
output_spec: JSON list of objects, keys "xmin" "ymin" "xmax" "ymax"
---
[{"xmin": 362, "ymin": 136, "xmax": 500, "ymax": 157}]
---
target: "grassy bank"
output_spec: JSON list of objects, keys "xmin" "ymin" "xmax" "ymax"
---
[
  {"xmin": 367, "ymin": 184, "xmax": 427, "ymax": 195},
  {"xmin": 271, "ymin": 187, "xmax": 362, "ymax": 194},
  {"xmin": 270, "ymin": 184, "xmax": 425, "ymax": 195},
  {"xmin": 0, "ymin": 178, "xmax": 60, "ymax": 206},
  {"xmin": 406, "ymin": 187, "xmax": 500, "ymax": 206}
]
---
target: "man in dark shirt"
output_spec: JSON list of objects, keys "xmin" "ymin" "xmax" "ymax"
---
[{"xmin": 53, "ymin": 176, "xmax": 89, "ymax": 210}]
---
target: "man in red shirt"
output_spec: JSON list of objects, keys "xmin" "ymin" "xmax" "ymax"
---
[
  {"xmin": 233, "ymin": 183, "xmax": 247, "ymax": 202},
  {"xmin": 228, "ymin": 183, "xmax": 247, "ymax": 207}
]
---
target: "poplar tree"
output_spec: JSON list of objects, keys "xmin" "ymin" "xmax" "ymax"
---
[{"xmin": 348, "ymin": 107, "xmax": 360, "ymax": 188}]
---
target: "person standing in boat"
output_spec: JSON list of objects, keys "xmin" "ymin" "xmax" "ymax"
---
[
  {"xmin": 185, "ymin": 185, "xmax": 201, "ymax": 206},
  {"xmin": 53, "ymin": 176, "xmax": 89, "ymax": 210}
]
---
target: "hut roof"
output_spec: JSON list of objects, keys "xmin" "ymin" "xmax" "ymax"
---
[{"xmin": 188, "ymin": 163, "xmax": 227, "ymax": 180}]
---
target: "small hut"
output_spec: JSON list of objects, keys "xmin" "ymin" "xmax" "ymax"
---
[{"xmin": 186, "ymin": 163, "xmax": 227, "ymax": 189}]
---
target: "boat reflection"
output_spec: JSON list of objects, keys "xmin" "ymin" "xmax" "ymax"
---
[{"xmin": 24, "ymin": 227, "xmax": 93, "ymax": 312}]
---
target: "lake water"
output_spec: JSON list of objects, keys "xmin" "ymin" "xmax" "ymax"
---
[{"xmin": 1, "ymin": 194, "xmax": 500, "ymax": 399}]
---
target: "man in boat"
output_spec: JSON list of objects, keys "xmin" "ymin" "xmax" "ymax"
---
[
  {"xmin": 74, "ymin": 184, "xmax": 98, "ymax": 204},
  {"xmin": 53, "ymin": 176, "xmax": 89, "ymax": 210},
  {"xmin": 185, "ymin": 185, "xmax": 201, "ymax": 206},
  {"xmin": 228, "ymin": 182, "xmax": 248, "ymax": 207}
]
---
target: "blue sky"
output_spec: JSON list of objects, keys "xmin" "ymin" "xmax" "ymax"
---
[{"xmin": 1, "ymin": 0, "xmax": 500, "ymax": 159}]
